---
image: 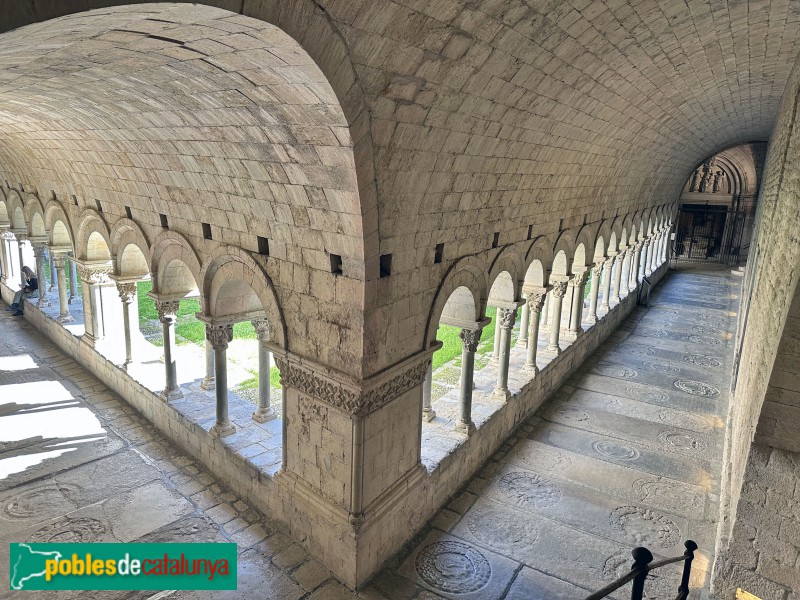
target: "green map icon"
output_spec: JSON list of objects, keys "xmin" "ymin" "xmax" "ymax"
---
[{"xmin": 10, "ymin": 544, "xmax": 62, "ymax": 590}]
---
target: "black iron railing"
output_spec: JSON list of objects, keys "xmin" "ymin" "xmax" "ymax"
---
[{"xmin": 584, "ymin": 540, "xmax": 698, "ymax": 600}]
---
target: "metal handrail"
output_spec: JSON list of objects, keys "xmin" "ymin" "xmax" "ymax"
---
[{"xmin": 583, "ymin": 540, "xmax": 698, "ymax": 600}]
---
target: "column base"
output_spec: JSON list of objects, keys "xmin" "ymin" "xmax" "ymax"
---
[
  {"xmin": 68, "ymin": 297, "xmax": 77, "ymax": 305},
  {"xmin": 628, "ymin": 285, "xmax": 637, "ymax": 293},
  {"xmin": 515, "ymin": 338, "xmax": 528, "ymax": 349},
  {"xmin": 523, "ymin": 363, "xmax": 539, "ymax": 375},
  {"xmin": 545, "ymin": 344, "xmax": 561, "ymax": 355},
  {"xmin": 492, "ymin": 387, "xmax": 511, "ymax": 401},
  {"xmin": 81, "ymin": 332, "xmax": 96, "ymax": 348},
  {"xmin": 200, "ymin": 377, "xmax": 216, "ymax": 391},
  {"xmin": 584, "ymin": 315, "xmax": 597, "ymax": 325},
  {"xmin": 252, "ymin": 407, "xmax": 277, "ymax": 423},
  {"xmin": 160, "ymin": 387, "xmax": 183, "ymax": 401},
  {"xmin": 487, "ymin": 357, "xmax": 499, "ymax": 367},
  {"xmin": 422, "ymin": 407, "xmax": 436, "ymax": 422},
  {"xmin": 609, "ymin": 296, "xmax": 620, "ymax": 304},
  {"xmin": 57, "ymin": 313, "xmax": 74, "ymax": 323},
  {"xmin": 210, "ymin": 420, "xmax": 236, "ymax": 437},
  {"xmin": 453, "ymin": 419, "xmax": 476, "ymax": 435}
]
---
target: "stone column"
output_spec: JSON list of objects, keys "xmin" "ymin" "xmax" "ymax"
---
[
  {"xmin": 422, "ymin": 362, "xmax": 435, "ymax": 422},
  {"xmin": 201, "ymin": 340, "xmax": 216, "ymax": 391},
  {"xmin": 116, "ymin": 281, "xmax": 137, "ymax": 368},
  {"xmin": 516, "ymin": 297, "xmax": 530, "ymax": 348},
  {"xmin": 546, "ymin": 281, "xmax": 568, "ymax": 354},
  {"xmin": 629, "ymin": 243, "xmax": 642, "ymax": 291},
  {"xmin": 156, "ymin": 299, "xmax": 182, "ymax": 400},
  {"xmin": 643, "ymin": 239, "xmax": 653, "ymax": 276},
  {"xmin": 48, "ymin": 249, "xmax": 56, "ymax": 291},
  {"xmin": 493, "ymin": 307, "xmax": 516, "ymax": 400},
  {"xmin": 568, "ymin": 270, "xmax": 589, "ymax": 336},
  {"xmin": 489, "ymin": 316, "xmax": 501, "ymax": 364},
  {"xmin": 0, "ymin": 231, "xmax": 10, "ymax": 284},
  {"xmin": 252, "ymin": 319, "xmax": 277, "ymax": 423},
  {"xmin": 68, "ymin": 253, "xmax": 78, "ymax": 304},
  {"xmin": 207, "ymin": 322, "xmax": 235, "ymax": 437},
  {"xmin": 76, "ymin": 263, "xmax": 112, "ymax": 347},
  {"xmin": 455, "ymin": 328, "xmax": 480, "ymax": 434},
  {"xmin": 524, "ymin": 288, "xmax": 547, "ymax": 373},
  {"xmin": 586, "ymin": 262, "xmax": 602, "ymax": 324},
  {"xmin": 32, "ymin": 242, "xmax": 48, "ymax": 307},
  {"xmin": 541, "ymin": 293, "xmax": 550, "ymax": 329},
  {"xmin": 53, "ymin": 253, "xmax": 73, "ymax": 322},
  {"xmin": 15, "ymin": 234, "xmax": 27, "ymax": 288},
  {"xmin": 610, "ymin": 253, "xmax": 625, "ymax": 304},
  {"xmin": 599, "ymin": 257, "xmax": 614, "ymax": 312}
]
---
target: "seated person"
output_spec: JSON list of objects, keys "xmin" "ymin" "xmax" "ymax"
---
[{"xmin": 8, "ymin": 266, "xmax": 38, "ymax": 316}]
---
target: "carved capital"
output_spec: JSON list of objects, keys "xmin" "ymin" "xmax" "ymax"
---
[
  {"xmin": 592, "ymin": 262, "xmax": 604, "ymax": 277},
  {"xmin": 116, "ymin": 282, "xmax": 137, "ymax": 304},
  {"xmin": 551, "ymin": 281, "xmax": 569, "ymax": 298},
  {"xmin": 206, "ymin": 323, "xmax": 233, "ymax": 350},
  {"xmin": 460, "ymin": 328, "xmax": 480, "ymax": 353},
  {"xmin": 275, "ymin": 355, "xmax": 431, "ymax": 417},
  {"xmin": 603, "ymin": 257, "xmax": 615, "ymax": 270},
  {"xmin": 497, "ymin": 307, "xmax": 516, "ymax": 330},
  {"xmin": 526, "ymin": 288, "xmax": 548, "ymax": 312},
  {"xmin": 156, "ymin": 299, "xmax": 181, "ymax": 323},
  {"xmin": 52, "ymin": 252, "xmax": 70, "ymax": 269},
  {"xmin": 252, "ymin": 319, "xmax": 271, "ymax": 342},
  {"xmin": 571, "ymin": 270, "xmax": 590, "ymax": 287},
  {"xmin": 77, "ymin": 264, "xmax": 112, "ymax": 285}
]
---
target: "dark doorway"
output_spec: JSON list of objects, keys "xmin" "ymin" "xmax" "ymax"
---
[{"xmin": 673, "ymin": 204, "xmax": 746, "ymax": 266}]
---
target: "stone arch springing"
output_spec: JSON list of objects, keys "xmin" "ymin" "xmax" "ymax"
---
[
  {"xmin": 150, "ymin": 231, "xmax": 202, "ymax": 301},
  {"xmin": 111, "ymin": 219, "xmax": 150, "ymax": 279},
  {"xmin": 75, "ymin": 209, "xmax": 112, "ymax": 262}
]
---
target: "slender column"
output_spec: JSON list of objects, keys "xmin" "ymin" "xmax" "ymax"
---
[
  {"xmin": 568, "ymin": 270, "xmax": 589, "ymax": 336},
  {"xmin": 32, "ymin": 243, "xmax": 48, "ymax": 307},
  {"xmin": 252, "ymin": 319, "xmax": 277, "ymax": 423},
  {"xmin": 76, "ymin": 263, "xmax": 112, "ymax": 347},
  {"xmin": 68, "ymin": 253, "xmax": 78, "ymax": 304},
  {"xmin": 490, "ymin": 315, "xmax": 501, "ymax": 364},
  {"xmin": 624, "ymin": 246, "xmax": 636, "ymax": 293},
  {"xmin": 48, "ymin": 249, "xmax": 56, "ymax": 291},
  {"xmin": 0, "ymin": 232, "xmax": 9, "ymax": 284},
  {"xmin": 516, "ymin": 297, "xmax": 530, "ymax": 348},
  {"xmin": 53, "ymin": 253, "xmax": 73, "ymax": 322},
  {"xmin": 116, "ymin": 282, "xmax": 137, "ymax": 368},
  {"xmin": 610, "ymin": 253, "xmax": 625, "ymax": 304},
  {"xmin": 16, "ymin": 235, "xmax": 27, "ymax": 288},
  {"xmin": 156, "ymin": 299, "xmax": 182, "ymax": 400},
  {"xmin": 422, "ymin": 363, "xmax": 435, "ymax": 422},
  {"xmin": 650, "ymin": 235, "xmax": 660, "ymax": 271},
  {"xmin": 541, "ymin": 293, "xmax": 550, "ymax": 329},
  {"xmin": 201, "ymin": 340, "xmax": 216, "ymax": 391},
  {"xmin": 493, "ymin": 307, "xmax": 516, "ymax": 400},
  {"xmin": 585, "ymin": 262, "xmax": 602, "ymax": 324},
  {"xmin": 643, "ymin": 239, "xmax": 653, "ymax": 276},
  {"xmin": 524, "ymin": 289, "xmax": 547, "ymax": 373},
  {"xmin": 630, "ymin": 243, "xmax": 642, "ymax": 290},
  {"xmin": 546, "ymin": 281, "xmax": 568, "ymax": 354},
  {"xmin": 207, "ymin": 322, "xmax": 235, "ymax": 437},
  {"xmin": 455, "ymin": 328, "xmax": 480, "ymax": 434},
  {"xmin": 599, "ymin": 257, "xmax": 614, "ymax": 311}
]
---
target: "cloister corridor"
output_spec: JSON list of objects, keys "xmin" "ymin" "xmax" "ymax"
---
[{"xmin": 0, "ymin": 265, "xmax": 737, "ymax": 599}]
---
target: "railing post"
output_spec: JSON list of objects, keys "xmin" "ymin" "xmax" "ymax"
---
[
  {"xmin": 676, "ymin": 540, "xmax": 698, "ymax": 600},
  {"xmin": 630, "ymin": 547, "xmax": 653, "ymax": 600}
]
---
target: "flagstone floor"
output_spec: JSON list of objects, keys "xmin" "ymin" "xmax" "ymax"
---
[{"xmin": 0, "ymin": 265, "xmax": 739, "ymax": 599}]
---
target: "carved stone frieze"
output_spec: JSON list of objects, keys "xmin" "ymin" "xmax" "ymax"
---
[{"xmin": 275, "ymin": 355, "xmax": 431, "ymax": 417}]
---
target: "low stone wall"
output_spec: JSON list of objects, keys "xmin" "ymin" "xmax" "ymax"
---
[{"xmin": 1, "ymin": 261, "xmax": 669, "ymax": 587}]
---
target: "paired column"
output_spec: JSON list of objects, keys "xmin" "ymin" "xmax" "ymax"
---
[
  {"xmin": 643, "ymin": 239, "xmax": 653, "ymax": 277},
  {"xmin": 490, "ymin": 319, "xmax": 501, "ymax": 364},
  {"xmin": 201, "ymin": 340, "xmax": 216, "ymax": 391},
  {"xmin": 629, "ymin": 243, "xmax": 642, "ymax": 290},
  {"xmin": 115, "ymin": 280, "xmax": 137, "ymax": 368},
  {"xmin": 568, "ymin": 270, "xmax": 589, "ymax": 337},
  {"xmin": 48, "ymin": 250, "xmax": 56, "ymax": 292},
  {"xmin": 156, "ymin": 299, "xmax": 183, "ymax": 400},
  {"xmin": 541, "ymin": 294, "xmax": 550, "ymax": 329},
  {"xmin": 15, "ymin": 233, "xmax": 27, "ymax": 288},
  {"xmin": 52, "ymin": 253, "xmax": 73, "ymax": 322},
  {"xmin": 610, "ymin": 253, "xmax": 625, "ymax": 304},
  {"xmin": 76, "ymin": 262, "xmax": 113, "ymax": 348},
  {"xmin": 599, "ymin": 257, "xmax": 614, "ymax": 312},
  {"xmin": 32, "ymin": 242, "xmax": 48, "ymax": 307},
  {"xmin": 207, "ymin": 322, "xmax": 236, "ymax": 437},
  {"xmin": 455, "ymin": 328, "xmax": 480, "ymax": 434},
  {"xmin": 0, "ymin": 231, "xmax": 10, "ymax": 284},
  {"xmin": 585, "ymin": 262, "xmax": 603, "ymax": 324},
  {"xmin": 252, "ymin": 319, "xmax": 277, "ymax": 423},
  {"xmin": 68, "ymin": 253, "xmax": 78, "ymax": 304},
  {"xmin": 493, "ymin": 307, "xmax": 517, "ymax": 400},
  {"xmin": 516, "ymin": 297, "xmax": 530, "ymax": 348},
  {"xmin": 546, "ymin": 280, "xmax": 569, "ymax": 354},
  {"xmin": 524, "ymin": 288, "xmax": 548, "ymax": 374}
]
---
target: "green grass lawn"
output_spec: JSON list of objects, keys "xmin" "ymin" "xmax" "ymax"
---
[{"xmin": 432, "ymin": 306, "xmax": 505, "ymax": 370}]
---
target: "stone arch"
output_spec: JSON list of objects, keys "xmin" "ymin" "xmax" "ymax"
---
[
  {"xmin": 593, "ymin": 235, "xmax": 607, "ymax": 262},
  {"xmin": 150, "ymin": 231, "xmax": 202, "ymax": 301},
  {"xmin": 200, "ymin": 246, "xmax": 287, "ymax": 349},
  {"xmin": 6, "ymin": 189, "xmax": 25, "ymax": 230},
  {"xmin": 0, "ymin": 190, "xmax": 9, "ymax": 226},
  {"xmin": 44, "ymin": 201, "xmax": 74, "ymax": 248},
  {"xmin": 23, "ymin": 193, "xmax": 46, "ymax": 237},
  {"xmin": 524, "ymin": 235, "xmax": 555, "ymax": 278},
  {"xmin": 575, "ymin": 224, "xmax": 598, "ymax": 264},
  {"xmin": 75, "ymin": 209, "xmax": 111, "ymax": 261},
  {"xmin": 424, "ymin": 257, "xmax": 487, "ymax": 348},
  {"xmin": 487, "ymin": 248, "xmax": 524, "ymax": 304},
  {"xmin": 524, "ymin": 259, "xmax": 548, "ymax": 288},
  {"xmin": 111, "ymin": 218, "xmax": 151, "ymax": 278},
  {"xmin": 552, "ymin": 229, "xmax": 578, "ymax": 270},
  {"xmin": 551, "ymin": 250, "xmax": 570, "ymax": 278}
]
